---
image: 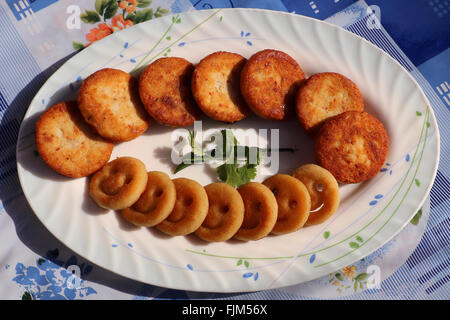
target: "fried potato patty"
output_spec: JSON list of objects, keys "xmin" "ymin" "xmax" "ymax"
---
[
  {"xmin": 35, "ymin": 101, "xmax": 113, "ymax": 178},
  {"xmin": 156, "ymin": 178, "xmax": 209, "ymax": 236},
  {"xmin": 240, "ymin": 49, "xmax": 305, "ymax": 121},
  {"xmin": 192, "ymin": 51, "xmax": 250, "ymax": 123},
  {"xmin": 139, "ymin": 57, "xmax": 201, "ymax": 127},
  {"xmin": 89, "ymin": 157, "xmax": 148, "ymax": 210},
  {"xmin": 315, "ymin": 111, "xmax": 389, "ymax": 184},
  {"xmin": 296, "ymin": 72, "xmax": 364, "ymax": 133},
  {"xmin": 78, "ymin": 68, "xmax": 150, "ymax": 142},
  {"xmin": 195, "ymin": 182, "xmax": 244, "ymax": 242}
]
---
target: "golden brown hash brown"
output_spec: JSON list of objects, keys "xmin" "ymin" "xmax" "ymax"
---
[
  {"xmin": 192, "ymin": 51, "xmax": 250, "ymax": 123},
  {"xmin": 240, "ymin": 49, "xmax": 305, "ymax": 121},
  {"xmin": 139, "ymin": 57, "xmax": 201, "ymax": 127},
  {"xmin": 35, "ymin": 101, "xmax": 113, "ymax": 178},
  {"xmin": 296, "ymin": 72, "xmax": 364, "ymax": 134},
  {"xmin": 315, "ymin": 111, "xmax": 389, "ymax": 184},
  {"xmin": 78, "ymin": 68, "xmax": 150, "ymax": 142}
]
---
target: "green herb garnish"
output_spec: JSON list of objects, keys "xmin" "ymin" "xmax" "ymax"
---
[{"xmin": 174, "ymin": 129, "xmax": 294, "ymax": 188}]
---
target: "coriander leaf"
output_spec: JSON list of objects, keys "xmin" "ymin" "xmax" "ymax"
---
[
  {"xmin": 174, "ymin": 162, "xmax": 193, "ymax": 174},
  {"xmin": 216, "ymin": 163, "xmax": 241, "ymax": 187},
  {"xmin": 189, "ymin": 130, "xmax": 196, "ymax": 148},
  {"xmin": 216, "ymin": 163, "xmax": 231, "ymax": 183},
  {"xmin": 234, "ymin": 145, "xmax": 259, "ymax": 165},
  {"xmin": 214, "ymin": 130, "xmax": 261, "ymax": 187},
  {"xmin": 236, "ymin": 164, "xmax": 257, "ymax": 185},
  {"xmin": 189, "ymin": 130, "xmax": 204, "ymax": 156},
  {"xmin": 245, "ymin": 146, "xmax": 262, "ymax": 165},
  {"xmin": 173, "ymin": 128, "xmax": 291, "ymax": 187},
  {"xmin": 214, "ymin": 129, "xmax": 237, "ymax": 163},
  {"xmin": 216, "ymin": 162, "xmax": 257, "ymax": 188},
  {"xmin": 174, "ymin": 152, "xmax": 204, "ymax": 174}
]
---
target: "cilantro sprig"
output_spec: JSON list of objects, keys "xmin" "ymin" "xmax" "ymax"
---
[{"xmin": 174, "ymin": 129, "xmax": 293, "ymax": 188}]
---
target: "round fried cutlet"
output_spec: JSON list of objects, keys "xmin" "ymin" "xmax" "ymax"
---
[
  {"xmin": 315, "ymin": 111, "xmax": 389, "ymax": 184},
  {"xmin": 35, "ymin": 101, "xmax": 114, "ymax": 178},
  {"xmin": 78, "ymin": 68, "xmax": 150, "ymax": 142},
  {"xmin": 139, "ymin": 57, "xmax": 201, "ymax": 127},
  {"xmin": 192, "ymin": 51, "xmax": 250, "ymax": 123},
  {"xmin": 240, "ymin": 49, "xmax": 305, "ymax": 121},
  {"xmin": 296, "ymin": 72, "xmax": 364, "ymax": 134}
]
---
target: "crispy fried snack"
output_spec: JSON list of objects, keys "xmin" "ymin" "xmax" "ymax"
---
[
  {"xmin": 35, "ymin": 101, "xmax": 113, "ymax": 178},
  {"xmin": 121, "ymin": 171, "xmax": 176, "ymax": 227},
  {"xmin": 240, "ymin": 49, "xmax": 305, "ymax": 121},
  {"xmin": 78, "ymin": 68, "xmax": 149, "ymax": 142},
  {"xmin": 263, "ymin": 174, "xmax": 311, "ymax": 235},
  {"xmin": 315, "ymin": 111, "xmax": 389, "ymax": 184},
  {"xmin": 192, "ymin": 51, "xmax": 250, "ymax": 123},
  {"xmin": 195, "ymin": 182, "xmax": 245, "ymax": 242},
  {"xmin": 156, "ymin": 178, "xmax": 209, "ymax": 236},
  {"xmin": 292, "ymin": 164, "xmax": 339, "ymax": 225},
  {"xmin": 296, "ymin": 72, "xmax": 364, "ymax": 134},
  {"xmin": 234, "ymin": 182, "xmax": 278, "ymax": 241},
  {"xmin": 89, "ymin": 157, "xmax": 148, "ymax": 210},
  {"xmin": 139, "ymin": 57, "xmax": 201, "ymax": 127}
]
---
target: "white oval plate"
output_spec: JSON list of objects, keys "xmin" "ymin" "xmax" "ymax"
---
[{"xmin": 16, "ymin": 8, "xmax": 439, "ymax": 293}]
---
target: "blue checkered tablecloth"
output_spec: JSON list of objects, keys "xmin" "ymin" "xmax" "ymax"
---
[{"xmin": 0, "ymin": 0, "xmax": 448, "ymax": 300}]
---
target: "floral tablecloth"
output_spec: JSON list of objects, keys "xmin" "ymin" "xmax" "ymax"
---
[{"xmin": 0, "ymin": 0, "xmax": 448, "ymax": 300}]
